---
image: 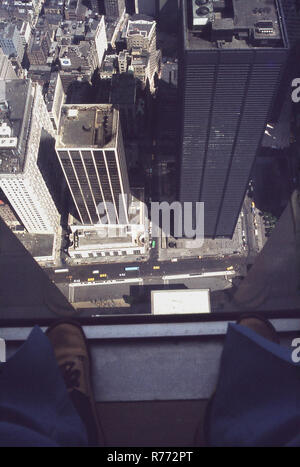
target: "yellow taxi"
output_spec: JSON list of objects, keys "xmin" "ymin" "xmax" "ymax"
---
[{"xmin": 153, "ymin": 266, "xmax": 160, "ymax": 270}]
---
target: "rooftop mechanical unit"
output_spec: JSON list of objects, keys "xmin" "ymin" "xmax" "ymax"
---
[{"xmin": 192, "ymin": 0, "xmax": 214, "ymax": 27}]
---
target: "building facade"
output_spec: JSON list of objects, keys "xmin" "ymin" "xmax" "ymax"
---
[
  {"xmin": 88, "ymin": 16, "xmax": 108, "ymax": 68},
  {"xmin": 90, "ymin": 0, "xmax": 101, "ymax": 14},
  {"xmin": 67, "ymin": 189, "xmax": 147, "ymax": 259},
  {"xmin": 179, "ymin": 0, "xmax": 292, "ymax": 238},
  {"xmin": 56, "ymin": 104, "xmax": 130, "ymax": 226},
  {"xmin": 125, "ymin": 19, "xmax": 160, "ymax": 90},
  {"xmin": 15, "ymin": 20, "xmax": 32, "ymax": 47},
  {"xmin": 0, "ymin": 48, "xmax": 17, "ymax": 79},
  {"xmin": 44, "ymin": 0, "xmax": 64, "ymax": 15},
  {"xmin": 110, "ymin": 73, "xmax": 137, "ymax": 138},
  {"xmin": 0, "ymin": 23, "xmax": 24, "ymax": 61},
  {"xmin": 134, "ymin": 0, "xmax": 156, "ymax": 17},
  {"xmin": 45, "ymin": 72, "xmax": 65, "ymax": 132},
  {"xmin": 27, "ymin": 28, "xmax": 51, "ymax": 66},
  {"xmin": 0, "ymin": 79, "xmax": 60, "ymax": 234},
  {"xmin": 104, "ymin": 0, "xmax": 126, "ymax": 18}
]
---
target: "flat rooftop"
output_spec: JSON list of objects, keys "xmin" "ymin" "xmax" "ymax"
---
[
  {"xmin": 75, "ymin": 228, "xmax": 134, "ymax": 248},
  {"xmin": 16, "ymin": 232, "xmax": 54, "ymax": 259},
  {"xmin": 0, "ymin": 79, "xmax": 34, "ymax": 175},
  {"xmin": 0, "ymin": 202, "xmax": 19, "ymax": 225},
  {"xmin": 151, "ymin": 289, "xmax": 211, "ymax": 315},
  {"xmin": 185, "ymin": 0, "xmax": 287, "ymax": 50},
  {"xmin": 57, "ymin": 104, "xmax": 117, "ymax": 149},
  {"xmin": 126, "ymin": 19, "xmax": 155, "ymax": 38}
]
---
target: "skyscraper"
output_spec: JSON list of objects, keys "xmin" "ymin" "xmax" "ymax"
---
[
  {"xmin": 125, "ymin": 19, "xmax": 160, "ymax": 91},
  {"xmin": 134, "ymin": 0, "xmax": 156, "ymax": 17},
  {"xmin": 90, "ymin": 0, "xmax": 101, "ymax": 13},
  {"xmin": 0, "ymin": 49, "xmax": 17, "ymax": 80},
  {"xmin": 56, "ymin": 104, "xmax": 130, "ymax": 226},
  {"xmin": 0, "ymin": 79, "xmax": 60, "ymax": 234},
  {"xmin": 104, "ymin": 0, "xmax": 126, "ymax": 18},
  {"xmin": 179, "ymin": 0, "xmax": 293, "ymax": 238},
  {"xmin": 280, "ymin": 0, "xmax": 300, "ymax": 49},
  {"xmin": 158, "ymin": 0, "xmax": 180, "ymax": 33},
  {"xmin": 0, "ymin": 23, "xmax": 24, "ymax": 62}
]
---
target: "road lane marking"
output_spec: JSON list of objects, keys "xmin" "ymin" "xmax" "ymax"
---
[
  {"xmin": 69, "ymin": 278, "xmax": 143, "ymax": 287},
  {"xmin": 163, "ymin": 271, "xmax": 235, "ymax": 280}
]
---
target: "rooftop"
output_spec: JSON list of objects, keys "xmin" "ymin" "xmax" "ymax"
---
[
  {"xmin": 29, "ymin": 29, "xmax": 49, "ymax": 51},
  {"xmin": 101, "ymin": 54, "xmax": 117, "ymax": 72},
  {"xmin": 0, "ymin": 5, "xmax": 34, "ymax": 26},
  {"xmin": 57, "ymin": 104, "xmax": 117, "ymax": 149},
  {"xmin": 126, "ymin": 19, "xmax": 155, "ymax": 38},
  {"xmin": 151, "ymin": 289, "xmax": 211, "ymax": 315},
  {"xmin": 0, "ymin": 202, "xmax": 20, "ymax": 226},
  {"xmin": 185, "ymin": 0, "xmax": 287, "ymax": 50},
  {"xmin": 16, "ymin": 231, "xmax": 54, "ymax": 259},
  {"xmin": 86, "ymin": 17, "xmax": 104, "ymax": 38},
  {"xmin": 27, "ymin": 66, "xmax": 51, "ymax": 87},
  {"xmin": 132, "ymin": 55, "xmax": 148, "ymax": 66},
  {"xmin": 44, "ymin": 0, "xmax": 64, "ymax": 11},
  {"xmin": 59, "ymin": 43, "xmax": 92, "ymax": 71},
  {"xmin": 0, "ymin": 79, "xmax": 34, "ymax": 175},
  {"xmin": 0, "ymin": 22, "xmax": 17, "ymax": 38},
  {"xmin": 73, "ymin": 227, "xmax": 134, "ymax": 249}
]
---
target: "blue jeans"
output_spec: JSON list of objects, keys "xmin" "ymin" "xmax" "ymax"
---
[
  {"xmin": 208, "ymin": 323, "xmax": 300, "ymax": 447},
  {"xmin": 0, "ymin": 326, "xmax": 88, "ymax": 447}
]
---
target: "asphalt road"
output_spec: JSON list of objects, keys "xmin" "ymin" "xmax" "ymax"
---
[
  {"xmin": 64, "ymin": 275, "xmax": 232, "ymax": 304},
  {"xmin": 45, "ymin": 253, "xmax": 245, "ymax": 285}
]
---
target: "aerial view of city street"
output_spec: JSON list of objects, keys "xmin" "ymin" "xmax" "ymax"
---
[{"xmin": 1, "ymin": 0, "xmax": 300, "ymax": 449}]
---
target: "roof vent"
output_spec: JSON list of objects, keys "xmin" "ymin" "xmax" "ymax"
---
[
  {"xmin": 82, "ymin": 124, "xmax": 92, "ymax": 131},
  {"xmin": 67, "ymin": 109, "xmax": 78, "ymax": 119},
  {"xmin": 192, "ymin": 0, "xmax": 214, "ymax": 27},
  {"xmin": 196, "ymin": 6, "xmax": 210, "ymax": 15}
]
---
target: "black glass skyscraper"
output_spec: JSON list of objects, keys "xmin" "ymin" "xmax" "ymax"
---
[
  {"xmin": 179, "ymin": 0, "xmax": 295, "ymax": 238},
  {"xmin": 104, "ymin": 0, "xmax": 126, "ymax": 17}
]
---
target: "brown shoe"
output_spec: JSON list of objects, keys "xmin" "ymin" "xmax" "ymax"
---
[
  {"xmin": 46, "ymin": 320, "xmax": 105, "ymax": 446},
  {"xmin": 237, "ymin": 314, "xmax": 280, "ymax": 344}
]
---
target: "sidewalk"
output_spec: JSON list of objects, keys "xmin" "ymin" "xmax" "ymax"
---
[{"xmin": 159, "ymin": 214, "xmax": 246, "ymax": 261}]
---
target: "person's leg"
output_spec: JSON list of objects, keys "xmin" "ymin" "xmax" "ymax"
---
[
  {"xmin": 46, "ymin": 320, "xmax": 105, "ymax": 447},
  {"xmin": 204, "ymin": 316, "xmax": 300, "ymax": 447},
  {"xmin": 236, "ymin": 315, "xmax": 280, "ymax": 344},
  {"xmin": 0, "ymin": 326, "xmax": 88, "ymax": 447}
]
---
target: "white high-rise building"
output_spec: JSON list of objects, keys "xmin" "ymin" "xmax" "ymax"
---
[
  {"xmin": 56, "ymin": 104, "xmax": 130, "ymax": 226},
  {"xmin": 93, "ymin": 16, "xmax": 108, "ymax": 68},
  {"xmin": 0, "ymin": 79, "xmax": 60, "ymax": 234},
  {"xmin": 0, "ymin": 24, "xmax": 25, "ymax": 62},
  {"xmin": 45, "ymin": 72, "xmax": 65, "ymax": 132},
  {"xmin": 104, "ymin": 0, "xmax": 126, "ymax": 18},
  {"xmin": 0, "ymin": 49, "xmax": 17, "ymax": 80}
]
